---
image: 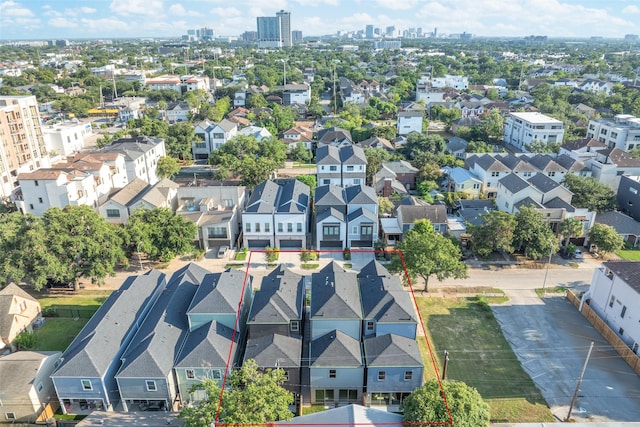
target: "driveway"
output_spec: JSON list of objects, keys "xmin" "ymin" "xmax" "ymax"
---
[{"xmin": 492, "ymin": 292, "xmax": 640, "ymax": 422}]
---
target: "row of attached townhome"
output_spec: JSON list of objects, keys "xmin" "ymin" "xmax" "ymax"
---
[
  {"xmin": 193, "ymin": 118, "xmax": 238, "ymax": 160},
  {"xmin": 316, "ymin": 145, "xmax": 367, "ymax": 187}
]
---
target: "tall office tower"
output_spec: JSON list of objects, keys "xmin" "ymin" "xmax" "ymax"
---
[
  {"xmin": 292, "ymin": 30, "xmax": 303, "ymax": 42},
  {"xmin": 0, "ymin": 96, "xmax": 50, "ymax": 199},
  {"xmin": 276, "ymin": 10, "xmax": 292, "ymax": 47},
  {"xmin": 257, "ymin": 16, "xmax": 282, "ymax": 48},
  {"xmin": 365, "ymin": 24, "xmax": 374, "ymax": 39}
]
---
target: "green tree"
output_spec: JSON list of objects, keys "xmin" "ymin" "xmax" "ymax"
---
[
  {"xmin": 481, "ymin": 108, "xmax": 504, "ymax": 140},
  {"xmin": 42, "ymin": 206, "xmax": 126, "ymax": 286},
  {"xmin": 296, "ymin": 175, "xmax": 317, "ymax": 197},
  {"xmin": 372, "ymin": 125, "xmax": 397, "ymax": 141},
  {"xmin": 525, "ymin": 140, "xmax": 561, "ymax": 154},
  {"xmin": 364, "ymin": 147, "xmax": 392, "ymax": 185},
  {"xmin": 513, "ymin": 206, "xmax": 557, "ymax": 260},
  {"xmin": 402, "ymin": 380, "xmax": 490, "ymax": 427},
  {"xmin": 127, "ymin": 208, "xmax": 197, "ymax": 261},
  {"xmin": 247, "ymin": 92, "xmax": 268, "ymax": 109},
  {"xmin": 179, "ymin": 359, "xmax": 293, "ymax": 427},
  {"xmin": 588, "ymin": 224, "xmax": 624, "ymax": 257},
  {"xmin": 289, "ymin": 142, "xmax": 312, "ymax": 163},
  {"xmin": 166, "ymin": 122, "xmax": 195, "ymax": 161},
  {"xmin": 264, "ymin": 247, "xmax": 280, "ymax": 263},
  {"xmin": 558, "ymin": 217, "xmax": 584, "ymax": 246},
  {"xmin": 465, "ymin": 140, "xmax": 494, "ymax": 154},
  {"xmin": 467, "ymin": 210, "xmax": 517, "ymax": 257},
  {"xmin": 389, "ymin": 219, "xmax": 467, "ymax": 292},
  {"xmin": 378, "ymin": 196, "xmax": 394, "ymax": 217},
  {"xmin": 562, "ymin": 175, "xmax": 617, "ymax": 213},
  {"xmin": 630, "ymin": 146, "xmax": 640, "ymax": 159},
  {"xmin": 156, "ymin": 156, "xmax": 181, "ymax": 179}
]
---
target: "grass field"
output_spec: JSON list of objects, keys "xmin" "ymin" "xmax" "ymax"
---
[
  {"xmin": 616, "ymin": 248, "xmax": 640, "ymax": 261},
  {"xmin": 33, "ymin": 318, "xmax": 88, "ymax": 351},
  {"xmin": 415, "ymin": 296, "xmax": 554, "ymax": 423}
]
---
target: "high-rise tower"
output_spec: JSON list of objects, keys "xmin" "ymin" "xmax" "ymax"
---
[{"xmin": 276, "ymin": 10, "xmax": 292, "ymax": 47}]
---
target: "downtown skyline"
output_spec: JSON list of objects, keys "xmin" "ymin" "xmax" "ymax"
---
[{"xmin": 0, "ymin": 0, "xmax": 639, "ymax": 41}]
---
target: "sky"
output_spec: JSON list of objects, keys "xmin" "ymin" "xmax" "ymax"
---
[{"xmin": 0, "ymin": 0, "xmax": 639, "ymax": 41}]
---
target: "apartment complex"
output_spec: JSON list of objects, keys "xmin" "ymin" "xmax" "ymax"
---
[
  {"xmin": 585, "ymin": 114, "xmax": 640, "ymax": 151},
  {"xmin": 503, "ymin": 112, "xmax": 565, "ymax": 152},
  {"xmin": 0, "ymin": 96, "xmax": 50, "ymax": 199}
]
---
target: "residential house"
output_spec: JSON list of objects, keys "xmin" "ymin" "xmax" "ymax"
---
[
  {"xmin": 72, "ymin": 152, "xmax": 129, "ymax": 190},
  {"xmin": 585, "ymin": 114, "xmax": 640, "ymax": 151},
  {"xmin": 16, "ymin": 168, "xmax": 99, "ymax": 216},
  {"xmin": 465, "ymin": 154, "xmax": 511, "ymax": 198},
  {"xmin": 618, "ymin": 176, "xmax": 640, "ymax": 222},
  {"xmin": 588, "ymin": 148, "xmax": 640, "ymax": 192},
  {"xmin": 53, "ymin": 156, "xmax": 114, "ymax": 201},
  {"xmin": 127, "ymin": 178, "xmax": 179, "ymax": 213},
  {"xmin": 192, "ymin": 119, "xmax": 238, "ymax": 160},
  {"xmin": 282, "ymin": 125, "xmax": 314, "ymax": 151},
  {"xmin": 242, "ymin": 179, "xmax": 310, "ymax": 249},
  {"xmin": 587, "ymin": 261, "xmax": 640, "ymax": 353},
  {"xmin": 243, "ymin": 333, "xmax": 302, "ymax": 395},
  {"xmin": 503, "ymin": 112, "xmax": 565, "ymax": 151},
  {"xmin": 374, "ymin": 160, "xmax": 418, "ymax": 195},
  {"xmin": 555, "ymin": 154, "xmax": 592, "ymax": 178},
  {"xmin": 165, "ymin": 102, "xmax": 197, "ymax": 123},
  {"xmin": 593, "ymin": 211, "xmax": 640, "ymax": 248},
  {"xmin": 317, "ymin": 127, "xmax": 353, "ymax": 148},
  {"xmin": 176, "ymin": 184, "xmax": 246, "ymax": 251},
  {"xmin": 99, "ymin": 136, "xmax": 166, "ymax": 185},
  {"xmin": 446, "ymin": 137, "xmax": 468, "ymax": 158},
  {"xmin": 144, "ymin": 75, "xmax": 181, "ymax": 93},
  {"xmin": 356, "ymin": 136, "xmax": 395, "ymax": 152},
  {"xmin": 457, "ymin": 101, "xmax": 485, "ymax": 118},
  {"xmin": 0, "ymin": 351, "xmax": 62, "ymax": 423},
  {"xmin": 51, "ymin": 270, "xmax": 167, "ymax": 413},
  {"xmin": 340, "ymin": 77, "xmax": 366, "ymax": 105},
  {"xmin": 579, "ymin": 79, "xmax": 613, "ymax": 96},
  {"xmin": 283, "ymin": 83, "xmax": 311, "ymax": 106},
  {"xmin": 441, "ymin": 166, "xmax": 482, "ymax": 199},
  {"xmin": 238, "ymin": 125, "xmax": 272, "ymax": 141},
  {"xmin": 363, "ymin": 334, "xmax": 423, "ymax": 407},
  {"xmin": 559, "ymin": 137, "xmax": 608, "ymax": 162},
  {"xmin": 396, "ymin": 111, "xmax": 423, "ymax": 136},
  {"xmin": 527, "ymin": 154, "xmax": 568, "ymax": 183},
  {"xmin": 0, "ymin": 283, "xmax": 41, "ymax": 351},
  {"xmin": 98, "ymin": 178, "xmax": 150, "ymax": 224},
  {"xmin": 115, "ymin": 266, "xmax": 203, "ymax": 412},
  {"xmin": 316, "ymin": 145, "xmax": 367, "ymax": 187}
]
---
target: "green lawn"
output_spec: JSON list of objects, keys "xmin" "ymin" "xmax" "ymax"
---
[
  {"xmin": 33, "ymin": 318, "xmax": 88, "ymax": 351},
  {"xmin": 616, "ymin": 248, "xmax": 640, "ymax": 261},
  {"xmin": 415, "ymin": 297, "xmax": 554, "ymax": 423}
]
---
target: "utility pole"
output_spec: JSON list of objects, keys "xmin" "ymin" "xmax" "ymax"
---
[
  {"xmin": 541, "ymin": 246, "xmax": 553, "ymax": 296},
  {"xmin": 442, "ymin": 350, "xmax": 449, "ymax": 380},
  {"xmin": 565, "ymin": 342, "xmax": 594, "ymax": 422},
  {"xmin": 333, "ymin": 63, "xmax": 337, "ymax": 116}
]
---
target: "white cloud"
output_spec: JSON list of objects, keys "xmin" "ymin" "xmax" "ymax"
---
[
  {"xmin": 210, "ymin": 7, "xmax": 241, "ymax": 18},
  {"xmin": 293, "ymin": 0, "xmax": 340, "ymax": 6},
  {"xmin": 374, "ymin": 0, "xmax": 419, "ymax": 10},
  {"xmin": 622, "ymin": 5, "xmax": 640, "ymax": 14},
  {"xmin": 0, "ymin": 0, "xmax": 35, "ymax": 17},
  {"xmin": 168, "ymin": 3, "xmax": 201, "ymax": 16},
  {"xmin": 109, "ymin": 0, "xmax": 164, "ymax": 16},
  {"xmin": 49, "ymin": 17, "xmax": 79, "ymax": 28},
  {"xmin": 80, "ymin": 6, "xmax": 97, "ymax": 13}
]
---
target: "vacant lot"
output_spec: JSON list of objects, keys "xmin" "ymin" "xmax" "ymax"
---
[{"xmin": 416, "ymin": 296, "xmax": 554, "ymax": 423}]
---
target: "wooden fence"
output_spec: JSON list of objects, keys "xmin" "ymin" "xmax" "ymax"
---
[{"xmin": 567, "ymin": 290, "xmax": 640, "ymax": 376}]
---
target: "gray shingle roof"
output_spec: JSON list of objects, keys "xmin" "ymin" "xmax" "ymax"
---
[
  {"xmin": 311, "ymin": 262, "xmax": 362, "ymax": 320},
  {"xmin": 174, "ymin": 320, "xmax": 236, "ymax": 369},
  {"xmin": 52, "ymin": 269, "xmax": 167, "ymax": 378},
  {"xmin": 514, "ymin": 197, "xmax": 544, "ymax": 210},
  {"xmin": 363, "ymin": 334, "xmax": 423, "ymax": 367},
  {"xmin": 310, "ymin": 330, "xmax": 362, "ymax": 367},
  {"xmin": 316, "ymin": 146, "xmax": 341, "ymax": 164},
  {"xmin": 314, "ymin": 185, "xmax": 346, "ymax": 209},
  {"xmin": 544, "ymin": 197, "xmax": 575, "ymax": 212},
  {"xmin": 602, "ymin": 261, "xmax": 640, "ymax": 293},
  {"xmin": 244, "ymin": 333, "xmax": 302, "ymax": 368},
  {"xmin": 100, "ymin": 136, "xmax": 164, "ymax": 162},
  {"xmin": 245, "ymin": 180, "xmax": 280, "ymax": 214},
  {"xmin": 344, "ymin": 185, "xmax": 377, "ymax": 205},
  {"xmin": 499, "ymin": 173, "xmax": 530, "ymax": 194},
  {"xmin": 187, "ymin": 270, "xmax": 249, "ymax": 315},
  {"xmin": 0, "ymin": 351, "xmax": 60, "ymax": 396},
  {"xmin": 528, "ymin": 154, "xmax": 566, "ymax": 172},
  {"xmin": 316, "ymin": 207, "xmax": 345, "ymax": 222},
  {"xmin": 275, "ymin": 179, "xmax": 310, "ymax": 214},
  {"xmin": 340, "ymin": 145, "xmax": 367, "ymax": 165},
  {"xmin": 248, "ymin": 266, "xmax": 304, "ymax": 324},
  {"xmin": 116, "ymin": 266, "xmax": 201, "ymax": 378},
  {"xmin": 527, "ymin": 173, "xmax": 560, "ymax": 193},
  {"xmin": 317, "ymin": 127, "xmax": 352, "ymax": 144},
  {"xmin": 398, "ymin": 204, "xmax": 447, "ymax": 225},
  {"xmin": 474, "ymin": 155, "xmax": 510, "ymax": 172},
  {"xmin": 347, "ymin": 207, "xmax": 377, "ymax": 223},
  {"xmin": 358, "ymin": 261, "xmax": 416, "ymax": 324},
  {"xmin": 380, "ymin": 160, "xmax": 418, "ymax": 174},
  {"xmin": 595, "ymin": 211, "xmax": 640, "ymax": 236}
]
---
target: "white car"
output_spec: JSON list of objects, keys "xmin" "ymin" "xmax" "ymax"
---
[
  {"xmin": 217, "ymin": 246, "xmax": 229, "ymax": 258},
  {"xmin": 573, "ymin": 249, "xmax": 584, "ymax": 259}
]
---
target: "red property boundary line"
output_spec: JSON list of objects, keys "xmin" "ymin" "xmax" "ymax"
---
[{"xmin": 213, "ymin": 249, "xmax": 453, "ymax": 426}]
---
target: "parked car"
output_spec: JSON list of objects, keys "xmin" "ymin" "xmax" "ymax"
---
[
  {"xmin": 573, "ymin": 249, "xmax": 584, "ymax": 260},
  {"xmin": 217, "ymin": 246, "xmax": 229, "ymax": 258}
]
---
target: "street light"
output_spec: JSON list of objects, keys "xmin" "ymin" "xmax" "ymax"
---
[
  {"xmin": 541, "ymin": 245, "xmax": 554, "ymax": 296},
  {"xmin": 279, "ymin": 59, "xmax": 288, "ymax": 87}
]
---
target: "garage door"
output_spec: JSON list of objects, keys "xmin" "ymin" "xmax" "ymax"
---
[
  {"xmin": 320, "ymin": 240, "xmax": 343, "ymax": 249},
  {"xmin": 247, "ymin": 239, "xmax": 271, "ymax": 249},
  {"xmin": 280, "ymin": 239, "xmax": 303, "ymax": 248},
  {"xmin": 351, "ymin": 240, "xmax": 373, "ymax": 248}
]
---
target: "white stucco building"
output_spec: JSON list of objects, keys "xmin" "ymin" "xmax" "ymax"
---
[{"xmin": 503, "ymin": 112, "xmax": 565, "ymax": 152}]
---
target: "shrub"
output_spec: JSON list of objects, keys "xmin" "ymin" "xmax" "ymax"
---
[
  {"xmin": 300, "ymin": 250, "xmax": 319, "ymax": 262},
  {"xmin": 14, "ymin": 331, "xmax": 36, "ymax": 350},
  {"xmin": 42, "ymin": 307, "xmax": 58, "ymax": 317},
  {"xmin": 343, "ymin": 248, "xmax": 351, "ymax": 260},
  {"xmin": 265, "ymin": 246, "xmax": 280, "ymax": 263}
]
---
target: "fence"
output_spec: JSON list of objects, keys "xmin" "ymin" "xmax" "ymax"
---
[
  {"xmin": 47, "ymin": 307, "xmax": 97, "ymax": 319},
  {"xmin": 567, "ymin": 290, "xmax": 640, "ymax": 376}
]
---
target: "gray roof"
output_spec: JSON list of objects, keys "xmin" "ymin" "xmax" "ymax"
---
[
  {"xmin": 248, "ymin": 266, "xmax": 304, "ymax": 324},
  {"xmin": 314, "ymin": 185, "xmax": 346, "ymax": 209},
  {"xmin": 116, "ymin": 264, "xmax": 206, "ymax": 378},
  {"xmin": 602, "ymin": 261, "xmax": 640, "ymax": 293},
  {"xmin": 244, "ymin": 333, "xmax": 302, "ymax": 368},
  {"xmin": 472, "ymin": 155, "xmax": 510, "ymax": 172},
  {"xmin": 100, "ymin": 136, "xmax": 164, "ymax": 162},
  {"xmin": 340, "ymin": 145, "xmax": 367, "ymax": 165},
  {"xmin": 245, "ymin": 180, "xmax": 280, "ymax": 214},
  {"xmin": 187, "ymin": 270, "xmax": 249, "ymax": 315},
  {"xmin": 398, "ymin": 204, "xmax": 447, "ymax": 225},
  {"xmin": 363, "ymin": 334, "xmax": 423, "ymax": 367},
  {"xmin": 595, "ymin": 211, "xmax": 640, "ymax": 236},
  {"xmin": 0, "ymin": 351, "xmax": 60, "ymax": 396},
  {"xmin": 555, "ymin": 154, "xmax": 589, "ymax": 172},
  {"xmin": 310, "ymin": 330, "xmax": 362, "ymax": 367},
  {"xmin": 311, "ymin": 262, "xmax": 362, "ymax": 320},
  {"xmin": 52, "ymin": 269, "xmax": 167, "ymax": 378},
  {"xmin": 275, "ymin": 179, "xmax": 310, "ymax": 214},
  {"xmin": 347, "ymin": 207, "xmax": 377, "ymax": 223},
  {"xmin": 344, "ymin": 185, "xmax": 377, "ymax": 205},
  {"xmin": 544, "ymin": 197, "xmax": 575, "ymax": 212},
  {"xmin": 527, "ymin": 173, "xmax": 561, "ymax": 193},
  {"xmin": 358, "ymin": 261, "xmax": 416, "ymax": 324},
  {"xmin": 277, "ymin": 404, "xmax": 402, "ymax": 426},
  {"xmin": 514, "ymin": 197, "xmax": 544, "ymax": 210},
  {"xmin": 109, "ymin": 178, "xmax": 150, "ymax": 206},
  {"xmin": 528, "ymin": 154, "xmax": 566, "ymax": 172},
  {"xmin": 316, "ymin": 146, "xmax": 341, "ymax": 164},
  {"xmin": 316, "ymin": 207, "xmax": 346, "ymax": 222},
  {"xmin": 499, "ymin": 173, "xmax": 531, "ymax": 194},
  {"xmin": 317, "ymin": 127, "xmax": 352, "ymax": 144},
  {"xmin": 398, "ymin": 111, "xmax": 423, "ymax": 117},
  {"xmin": 174, "ymin": 320, "xmax": 236, "ymax": 369},
  {"xmin": 380, "ymin": 160, "xmax": 418, "ymax": 174},
  {"xmin": 446, "ymin": 137, "xmax": 468, "ymax": 152},
  {"xmin": 0, "ymin": 283, "xmax": 39, "ymax": 339},
  {"xmin": 217, "ymin": 119, "xmax": 237, "ymax": 133},
  {"xmin": 497, "ymin": 154, "xmax": 536, "ymax": 172}
]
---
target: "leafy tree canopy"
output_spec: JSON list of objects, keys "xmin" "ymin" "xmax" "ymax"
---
[
  {"xmin": 156, "ymin": 156, "xmax": 181, "ymax": 179},
  {"xmin": 562, "ymin": 174, "xmax": 617, "ymax": 213},
  {"xmin": 588, "ymin": 223, "xmax": 624, "ymax": 256},
  {"xmin": 467, "ymin": 210, "xmax": 517, "ymax": 257},
  {"xmin": 513, "ymin": 206, "xmax": 558, "ymax": 260}
]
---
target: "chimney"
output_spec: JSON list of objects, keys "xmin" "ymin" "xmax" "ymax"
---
[{"xmin": 383, "ymin": 178, "xmax": 393, "ymax": 197}]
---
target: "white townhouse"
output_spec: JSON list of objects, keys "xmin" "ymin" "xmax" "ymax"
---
[
  {"xmin": 192, "ymin": 119, "xmax": 238, "ymax": 160},
  {"xmin": 585, "ymin": 114, "xmax": 640, "ymax": 152},
  {"xmin": 588, "ymin": 261, "xmax": 640, "ymax": 355},
  {"xmin": 396, "ymin": 111, "xmax": 423, "ymax": 136},
  {"xmin": 503, "ymin": 112, "xmax": 564, "ymax": 152},
  {"xmin": 42, "ymin": 120, "xmax": 93, "ymax": 158},
  {"xmin": 316, "ymin": 145, "xmax": 367, "ymax": 188},
  {"xmin": 100, "ymin": 136, "xmax": 166, "ymax": 185}
]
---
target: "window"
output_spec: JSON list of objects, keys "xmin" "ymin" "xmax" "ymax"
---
[
  {"xmin": 361, "ymin": 225, "xmax": 373, "ymax": 236},
  {"xmin": 473, "ymin": 184, "xmax": 480, "ymax": 189},
  {"xmin": 491, "ymin": 171, "xmax": 499, "ymax": 177},
  {"xmin": 38, "ymin": 197, "xmax": 43, "ymax": 203},
  {"xmin": 265, "ymin": 223, "xmax": 270, "ymax": 232},
  {"xmin": 329, "ymin": 166, "xmax": 337, "ymax": 172},
  {"xmin": 255, "ymin": 223, "xmax": 261, "ymax": 232},
  {"xmin": 315, "ymin": 389, "xmax": 334, "ymax": 402},
  {"xmin": 297, "ymin": 223, "xmax": 302, "ymax": 232},
  {"xmin": 146, "ymin": 380, "xmax": 157, "ymax": 391},
  {"xmin": 366, "ymin": 321, "xmax": 374, "ymax": 331},
  {"xmin": 106, "ymin": 209, "xmax": 120, "ymax": 218},
  {"xmin": 329, "ymin": 369, "xmax": 337, "ymax": 379},
  {"xmin": 619, "ymin": 327, "xmax": 625, "ymax": 336},
  {"xmin": 323, "ymin": 225, "xmax": 340, "ymax": 235},
  {"xmin": 213, "ymin": 132, "xmax": 224, "ymax": 139},
  {"xmin": 81, "ymin": 379, "xmax": 92, "ymax": 391},
  {"xmin": 287, "ymin": 223, "xmax": 293, "ymax": 232},
  {"xmin": 609, "ymin": 295, "xmax": 615, "ymax": 307},
  {"xmin": 630, "ymin": 187, "xmax": 638, "ymax": 195},
  {"xmin": 37, "ymin": 382, "xmax": 43, "ymax": 392},
  {"xmin": 549, "ymin": 171, "xmax": 556, "ymax": 177},
  {"xmin": 207, "ymin": 227, "xmax": 227, "ymax": 239},
  {"xmin": 186, "ymin": 370, "xmax": 195, "ymax": 379},
  {"xmin": 5, "ymin": 413, "xmax": 16, "ymax": 420},
  {"xmin": 377, "ymin": 371, "xmax": 386, "ymax": 381},
  {"xmin": 352, "ymin": 226, "xmax": 358, "ymax": 234},
  {"xmin": 346, "ymin": 165, "xmax": 354, "ymax": 171},
  {"xmin": 225, "ymin": 199, "xmax": 233, "ymax": 208},
  {"xmin": 339, "ymin": 389, "xmax": 358, "ymax": 401},
  {"xmin": 353, "ymin": 178, "xmax": 361, "ymax": 185},
  {"xmin": 29, "ymin": 204, "xmax": 34, "ymax": 210},
  {"xmin": 404, "ymin": 371, "xmax": 413, "ymax": 381},
  {"xmin": 323, "ymin": 179, "xmax": 330, "ymax": 185},
  {"xmin": 278, "ymin": 223, "xmax": 283, "ymax": 232},
  {"xmin": 290, "ymin": 321, "xmax": 299, "ymax": 332},
  {"xmin": 621, "ymin": 305, "xmax": 627, "ymax": 318},
  {"xmin": 245, "ymin": 223, "xmax": 251, "ymax": 232},
  {"xmin": 212, "ymin": 370, "xmax": 222, "ymax": 380}
]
